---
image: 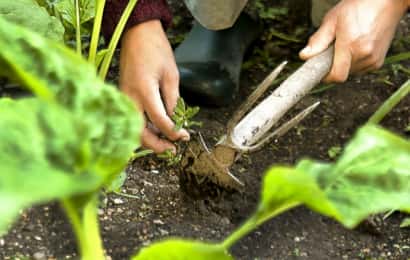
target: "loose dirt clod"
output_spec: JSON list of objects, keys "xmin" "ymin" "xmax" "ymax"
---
[{"xmin": 178, "ymin": 134, "xmax": 240, "ymax": 195}]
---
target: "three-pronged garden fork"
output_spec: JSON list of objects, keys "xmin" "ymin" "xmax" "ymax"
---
[{"xmin": 180, "ymin": 46, "xmax": 335, "ymax": 190}]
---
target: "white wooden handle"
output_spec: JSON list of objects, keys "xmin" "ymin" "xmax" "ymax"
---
[{"xmin": 230, "ymin": 46, "xmax": 334, "ymax": 147}]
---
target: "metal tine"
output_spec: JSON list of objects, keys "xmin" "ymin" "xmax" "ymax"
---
[
  {"xmin": 234, "ymin": 101, "xmax": 320, "ymax": 153},
  {"xmin": 226, "ymin": 61, "xmax": 288, "ymax": 134},
  {"xmin": 197, "ymin": 132, "xmax": 211, "ymax": 153}
]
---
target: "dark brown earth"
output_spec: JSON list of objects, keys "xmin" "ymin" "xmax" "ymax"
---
[{"xmin": 1, "ymin": 1, "xmax": 409, "ymax": 259}]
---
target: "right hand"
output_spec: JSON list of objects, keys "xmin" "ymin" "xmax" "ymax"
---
[
  {"xmin": 300, "ymin": 0, "xmax": 408, "ymax": 83},
  {"xmin": 120, "ymin": 20, "xmax": 190, "ymax": 154}
]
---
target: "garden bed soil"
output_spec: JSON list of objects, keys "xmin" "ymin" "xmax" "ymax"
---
[{"xmin": 1, "ymin": 1, "xmax": 409, "ymax": 259}]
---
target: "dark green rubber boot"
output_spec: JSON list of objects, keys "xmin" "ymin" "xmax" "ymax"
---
[{"xmin": 175, "ymin": 14, "xmax": 260, "ymax": 106}]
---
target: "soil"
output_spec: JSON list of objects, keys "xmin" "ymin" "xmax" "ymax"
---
[{"xmin": 1, "ymin": 1, "xmax": 410, "ymax": 260}]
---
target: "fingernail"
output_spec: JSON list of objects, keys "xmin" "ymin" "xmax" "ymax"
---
[
  {"xmin": 180, "ymin": 130, "xmax": 190, "ymax": 141},
  {"xmin": 300, "ymin": 46, "xmax": 311, "ymax": 56}
]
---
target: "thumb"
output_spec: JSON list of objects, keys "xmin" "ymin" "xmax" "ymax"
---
[{"xmin": 300, "ymin": 16, "xmax": 337, "ymax": 60}]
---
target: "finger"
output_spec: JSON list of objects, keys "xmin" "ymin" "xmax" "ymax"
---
[
  {"xmin": 351, "ymin": 55, "xmax": 384, "ymax": 74},
  {"xmin": 146, "ymin": 121, "xmax": 160, "ymax": 134},
  {"xmin": 299, "ymin": 15, "xmax": 337, "ymax": 60},
  {"xmin": 141, "ymin": 127, "xmax": 176, "ymax": 154},
  {"xmin": 143, "ymin": 81, "xmax": 190, "ymax": 142},
  {"xmin": 354, "ymin": 62, "xmax": 383, "ymax": 76},
  {"xmin": 323, "ymin": 40, "xmax": 352, "ymax": 83},
  {"xmin": 161, "ymin": 68, "xmax": 180, "ymax": 116}
]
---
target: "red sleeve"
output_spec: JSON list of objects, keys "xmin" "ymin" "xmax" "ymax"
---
[{"xmin": 102, "ymin": 0, "xmax": 172, "ymax": 40}]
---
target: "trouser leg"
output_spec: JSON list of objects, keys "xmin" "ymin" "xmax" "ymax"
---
[
  {"xmin": 311, "ymin": 0, "xmax": 340, "ymax": 27},
  {"xmin": 183, "ymin": 0, "xmax": 248, "ymax": 30}
]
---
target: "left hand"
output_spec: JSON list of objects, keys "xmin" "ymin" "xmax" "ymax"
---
[
  {"xmin": 120, "ymin": 20, "xmax": 189, "ymax": 154},
  {"xmin": 300, "ymin": 0, "xmax": 408, "ymax": 83}
]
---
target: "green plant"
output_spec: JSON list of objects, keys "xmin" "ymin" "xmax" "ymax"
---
[
  {"xmin": 254, "ymin": 1, "xmax": 288, "ymax": 21},
  {"xmin": 158, "ymin": 149, "xmax": 183, "ymax": 166},
  {"xmin": 172, "ymin": 97, "xmax": 202, "ymax": 131},
  {"xmin": 0, "ymin": 0, "xmax": 65, "ymax": 41},
  {"xmin": 134, "ymin": 123, "xmax": 410, "ymax": 259},
  {"xmin": 368, "ymin": 80, "xmax": 410, "ymax": 124},
  {"xmin": 156, "ymin": 97, "xmax": 201, "ymax": 166},
  {"xmin": 401, "ymin": 218, "xmax": 410, "ymax": 228},
  {"xmin": 2, "ymin": 0, "xmax": 138, "ymax": 80},
  {"xmin": 105, "ymin": 149, "xmax": 153, "ymax": 199},
  {"xmin": 327, "ymin": 146, "xmax": 342, "ymax": 159},
  {"xmin": 0, "ymin": 6, "xmax": 143, "ymax": 260}
]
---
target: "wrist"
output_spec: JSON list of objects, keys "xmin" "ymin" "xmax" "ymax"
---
[{"xmin": 123, "ymin": 19, "xmax": 163, "ymax": 44}]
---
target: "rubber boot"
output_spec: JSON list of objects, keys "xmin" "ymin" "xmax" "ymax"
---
[{"xmin": 175, "ymin": 13, "xmax": 260, "ymax": 106}]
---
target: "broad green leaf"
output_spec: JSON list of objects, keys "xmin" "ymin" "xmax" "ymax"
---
[
  {"xmin": 133, "ymin": 240, "xmax": 233, "ymax": 260},
  {"xmin": 400, "ymin": 218, "xmax": 410, "ymax": 228},
  {"xmin": 0, "ymin": 0, "xmax": 64, "ymax": 41},
  {"xmin": 0, "ymin": 17, "xmax": 143, "ymax": 233},
  {"xmin": 0, "ymin": 17, "xmax": 143, "ymax": 180},
  {"xmin": 0, "ymin": 98, "xmax": 101, "ymax": 234},
  {"xmin": 256, "ymin": 167, "xmax": 339, "ymax": 224},
  {"xmin": 55, "ymin": 0, "xmax": 95, "ymax": 29},
  {"xmin": 320, "ymin": 125, "xmax": 410, "ymax": 227},
  {"xmin": 259, "ymin": 125, "xmax": 410, "ymax": 229}
]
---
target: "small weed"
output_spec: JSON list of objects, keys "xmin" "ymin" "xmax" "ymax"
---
[
  {"xmin": 328, "ymin": 146, "xmax": 342, "ymax": 159},
  {"xmin": 131, "ymin": 149, "xmax": 154, "ymax": 161},
  {"xmin": 172, "ymin": 97, "xmax": 202, "ymax": 131},
  {"xmin": 158, "ymin": 149, "xmax": 182, "ymax": 166},
  {"xmin": 400, "ymin": 218, "xmax": 410, "ymax": 228},
  {"xmin": 254, "ymin": 1, "xmax": 288, "ymax": 21}
]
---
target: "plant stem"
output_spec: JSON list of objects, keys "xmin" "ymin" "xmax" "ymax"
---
[
  {"xmin": 82, "ymin": 197, "xmax": 105, "ymax": 260},
  {"xmin": 368, "ymin": 80, "xmax": 410, "ymax": 124},
  {"xmin": 75, "ymin": 0, "xmax": 82, "ymax": 55},
  {"xmin": 62, "ymin": 197, "xmax": 105, "ymax": 260},
  {"xmin": 88, "ymin": 0, "xmax": 106, "ymax": 64},
  {"xmin": 310, "ymin": 83, "xmax": 336, "ymax": 94},
  {"xmin": 114, "ymin": 191, "xmax": 139, "ymax": 199},
  {"xmin": 384, "ymin": 52, "xmax": 410, "ymax": 65},
  {"xmin": 222, "ymin": 202, "xmax": 300, "ymax": 249},
  {"xmin": 221, "ymin": 215, "xmax": 258, "ymax": 249},
  {"xmin": 98, "ymin": 0, "xmax": 138, "ymax": 79}
]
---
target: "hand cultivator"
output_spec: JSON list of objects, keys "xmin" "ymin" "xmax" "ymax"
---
[{"xmin": 180, "ymin": 47, "xmax": 335, "ymax": 190}]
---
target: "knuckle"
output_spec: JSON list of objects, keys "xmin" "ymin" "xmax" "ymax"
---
[
  {"xmin": 357, "ymin": 41, "xmax": 374, "ymax": 57},
  {"xmin": 368, "ymin": 54, "xmax": 379, "ymax": 65},
  {"xmin": 166, "ymin": 68, "xmax": 180, "ymax": 84},
  {"xmin": 372, "ymin": 60, "xmax": 384, "ymax": 70}
]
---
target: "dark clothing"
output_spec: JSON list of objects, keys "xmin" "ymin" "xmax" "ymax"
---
[{"xmin": 102, "ymin": 0, "xmax": 172, "ymax": 40}]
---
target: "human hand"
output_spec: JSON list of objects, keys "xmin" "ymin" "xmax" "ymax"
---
[
  {"xmin": 120, "ymin": 20, "xmax": 189, "ymax": 153},
  {"xmin": 300, "ymin": 0, "xmax": 408, "ymax": 83}
]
